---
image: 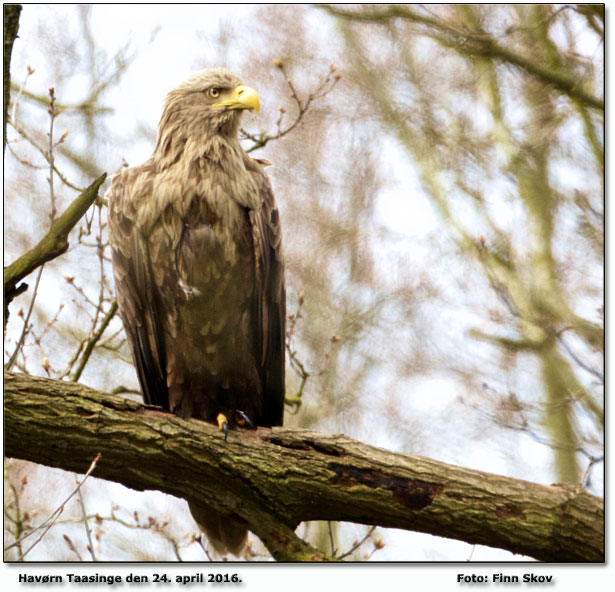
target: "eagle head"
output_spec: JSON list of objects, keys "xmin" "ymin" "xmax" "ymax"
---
[{"xmin": 157, "ymin": 68, "xmax": 259, "ymax": 144}]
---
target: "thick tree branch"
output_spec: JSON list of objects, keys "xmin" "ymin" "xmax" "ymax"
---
[
  {"xmin": 4, "ymin": 173, "xmax": 107, "ymax": 325},
  {"xmin": 4, "ymin": 371, "xmax": 604, "ymax": 562}
]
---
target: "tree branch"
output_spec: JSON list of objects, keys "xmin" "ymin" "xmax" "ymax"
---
[
  {"xmin": 4, "ymin": 173, "xmax": 107, "ymax": 325},
  {"xmin": 9, "ymin": 84, "xmax": 113, "ymax": 114},
  {"xmin": 4, "ymin": 371, "xmax": 603, "ymax": 562},
  {"xmin": 3, "ymin": 4, "xmax": 22, "ymax": 156},
  {"xmin": 319, "ymin": 4, "xmax": 603, "ymax": 111},
  {"xmin": 69, "ymin": 300, "xmax": 118, "ymax": 382}
]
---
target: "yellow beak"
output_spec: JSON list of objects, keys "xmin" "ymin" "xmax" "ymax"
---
[{"xmin": 213, "ymin": 85, "xmax": 260, "ymax": 115}]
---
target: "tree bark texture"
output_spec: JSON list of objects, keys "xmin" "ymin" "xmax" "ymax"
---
[
  {"xmin": 3, "ymin": 4, "xmax": 21, "ymax": 155},
  {"xmin": 4, "ymin": 371, "xmax": 604, "ymax": 562}
]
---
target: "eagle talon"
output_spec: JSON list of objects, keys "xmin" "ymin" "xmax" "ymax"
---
[
  {"xmin": 217, "ymin": 413, "xmax": 229, "ymax": 441},
  {"xmin": 235, "ymin": 410, "xmax": 253, "ymax": 429}
]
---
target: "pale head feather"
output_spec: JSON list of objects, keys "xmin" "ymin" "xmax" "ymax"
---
[
  {"xmin": 154, "ymin": 68, "xmax": 248, "ymax": 168},
  {"xmin": 141, "ymin": 68, "xmax": 262, "ymax": 230}
]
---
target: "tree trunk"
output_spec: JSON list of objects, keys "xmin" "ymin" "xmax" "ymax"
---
[
  {"xmin": 4, "ymin": 4, "xmax": 21, "ymax": 155},
  {"xmin": 4, "ymin": 371, "xmax": 604, "ymax": 562}
]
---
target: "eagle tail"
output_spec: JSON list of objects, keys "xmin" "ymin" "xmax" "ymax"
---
[{"xmin": 188, "ymin": 501, "xmax": 248, "ymax": 556}]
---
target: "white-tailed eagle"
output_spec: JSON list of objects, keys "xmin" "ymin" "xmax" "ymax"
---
[{"xmin": 107, "ymin": 69, "xmax": 285, "ymax": 554}]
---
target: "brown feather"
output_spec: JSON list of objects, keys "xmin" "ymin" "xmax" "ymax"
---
[{"xmin": 107, "ymin": 68, "xmax": 285, "ymax": 554}]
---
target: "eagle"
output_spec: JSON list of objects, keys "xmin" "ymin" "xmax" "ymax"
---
[{"xmin": 107, "ymin": 69, "xmax": 285, "ymax": 554}]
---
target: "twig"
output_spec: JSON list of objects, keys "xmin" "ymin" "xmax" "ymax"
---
[
  {"xmin": 52, "ymin": 510, "xmax": 194, "ymax": 561},
  {"xmin": 285, "ymin": 291, "xmax": 310, "ymax": 410},
  {"xmin": 195, "ymin": 535, "xmax": 214, "ymax": 561},
  {"xmin": 6, "ymin": 265, "xmax": 45, "ymax": 371},
  {"xmin": 336, "ymin": 525, "xmax": 376, "ymax": 560},
  {"xmin": 92, "ymin": 206, "xmax": 107, "ymax": 330},
  {"xmin": 242, "ymin": 62, "xmax": 340, "ymax": 153},
  {"xmin": 97, "ymin": 326, "xmax": 126, "ymax": 349},
  {"xmin": 4, "ymin": 472, "xmax": 29, "ymax": 560},
  {"xmin": 62, "ymin": 533, "xmax": 83, "ymax": 561},
  {"xmin": 70, "ymin": 301, "xmax": 119, "ymax": 382},
  {"xmin": 109, "ymin": 385, "xmax": 141, "ymax": 396},
  {"xmin": 284, "ymin": 290, "xmax": 341, "ymax": 411},
  {"xmin": 579, "ymin": 455, "xmax": 603, "ymax": 488},
  {"xmin": 8, "ymin": 118, "xmax": 84, "ymax": 192},
  {"xmin": 11, "ymin": 65, "xmax": 35, "ymax": 125},
  {"xmin": 463, "ymin": 390, "xmax": 601, "ymax": 462},
  {"xmin": 327, "ymin": 521, "xmax": 337, "ymax": 556},
  {"xmin": 557, "ymin": 333, "xmax": 604, "ymax": 382},
  {"xmin": 4, "ymin": 453, "xmax": 101, "ymax": 559},
  {"xmin": 76, "ymin": 480, "xmax": 97, "ymax": 560},
  {"xmin": 63, "ymin": 275, "xmax": 101, "ymax": 310},
  {"xmin": 4, "ymin": 173, "xmax": 107, "ymax": 322},
  {"xmin": 47, "ymin": 87, "xmax": 58, "ymax": 223},
  {"xmin": 30, "ymin": 303, "xmax": 65, "ymax": 346},
  {"xmin": 60, "ymin": 338, "xmax": 87, "ymax": 380},
  {"xmin": 10, "ymin": 84, "xmax": 113, "ymax": 114},
  {"xmin": 5, "ymin": 137, "xmax": 49, "ymax": 170}
]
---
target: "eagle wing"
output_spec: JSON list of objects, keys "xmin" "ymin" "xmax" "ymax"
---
[
  {"xmin": 107, "ymin": 167, "xmax": 169, "ymax": 410},
  {"xmin": 250, "ymin": 166, "xmax": 286, "ymax": 427},
  {"xmin": 108, "ymin": 162, "xmax": 285, "ymax": 426}
]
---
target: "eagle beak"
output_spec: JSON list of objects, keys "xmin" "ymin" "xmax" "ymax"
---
[{"xmin": 213, "ymin": 85, "xmax": 260, "ymax": 116}]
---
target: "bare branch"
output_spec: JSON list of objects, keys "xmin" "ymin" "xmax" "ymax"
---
[
  {"xmin": 10, "ymin": 84, "xmax": 114, "ymax": 115},
  {"xmin": 47, "ymin": 87, "xmax": 59, "ymax": 222},
  {"xmin": 4, "ymin": 453, "xmax": 101, "ymax": 559},
  {"xmin": 69, "ymin": 301, "xmax": 118, "ymax": 382},
  {"xmin": 336, "ymin": 525, "xmax": 377, "ymax": 560},
  {"xmin": 76, "ymin": 483, "xmax": 96, "ymax": 561},
  {"xmin": 5, "ymin": 265, "xmax": 45, "ymax": 371},
  {"xmin": 319, "ymin": 4, "xmax": 603, "ymax": 110},
  {"xmin": 4, "ymin": 173, "xmax": 107, "ymax": 325},
  {"xmin": 242, "ymin": 62, "xmax": 340, "ymax": 153}
]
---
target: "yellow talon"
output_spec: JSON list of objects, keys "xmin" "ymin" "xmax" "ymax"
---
[{"xmin": 217, "ymin": 413, "xmax": 229, "ymax": 441}]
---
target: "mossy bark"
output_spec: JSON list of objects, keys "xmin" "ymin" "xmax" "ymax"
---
[
  {"xmin": 4, "ymin": 371, "xmax": 604, "ymax": 562},
  {"xmin": 4, "ymin": 4, "xmax": 21, "ymax": 156}
]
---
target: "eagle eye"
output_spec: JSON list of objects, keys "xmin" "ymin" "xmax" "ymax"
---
[{"xmin": 207, "ymin": 87, "xmax": 221, "ymax": 98}]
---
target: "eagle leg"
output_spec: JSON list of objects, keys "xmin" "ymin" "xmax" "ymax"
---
[
  {"xmin": 235, "ymin": 410, "xmax": 253, "ymax": 429},
  {"xmin": 217, "ymin": 413, "xmax": 229, "ymax": 441}
]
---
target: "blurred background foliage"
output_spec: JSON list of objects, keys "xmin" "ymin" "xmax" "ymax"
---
[{"xmin": 4, "ymin": 4, "xmax": 603, "ymax": 561}]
